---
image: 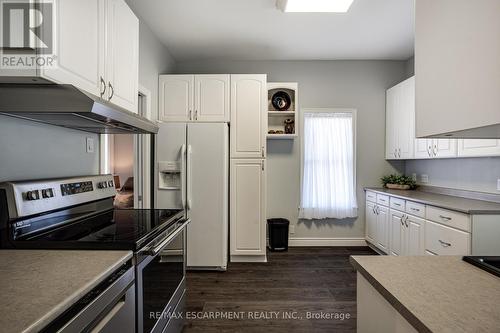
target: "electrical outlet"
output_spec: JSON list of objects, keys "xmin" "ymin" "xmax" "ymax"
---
[
  {"xmin": 421, "ymin": 174, "xmax": 429, "ymax": 183},
  {"xmin": 412, "ymin": 173, "xmax": 417, "ymax": 182},
  {"xmin": 86, "ymin": 137, "xmax": 94, "ymax": 153},
  {"xmin": 289, "ymin": 224, "xmax": 295, "ymax": 234},
  {"xmin": 497, "ymin": 179, "xmax": 500, "ymax": 191}
]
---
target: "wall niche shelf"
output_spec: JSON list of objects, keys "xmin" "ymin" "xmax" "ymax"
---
[{"xmin": 267, "ymin": 82, "xmax": 298, "ymax": 140}]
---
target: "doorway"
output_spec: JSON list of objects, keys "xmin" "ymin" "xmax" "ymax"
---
[{"xmin": 100, "ymin": 86, "xmax": 153, "ymax": 209}]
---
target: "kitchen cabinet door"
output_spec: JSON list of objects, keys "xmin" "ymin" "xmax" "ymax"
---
[
  {"xmin": 41, "ymin": 0, "xmax": 105, "ymax": 98},
  {"xmin": 376, "ymin": 206, "xmax": 390, "ymax": 254},
  {"xmin": 105, "ymin": 0, "xmax": 139, "ymax": 113},
  {"xmin": 414, "ymin": 139, "xmax": 432, "ymax": 159},
  {"xmin": 385, "ymin": 87, "xmax": 398, "ymax": 159},
  {"xmin": 458, "ymin": 139, "xmax": 500, "ymax": 157},
  {"xmin": 406, "ymin": 215, "xmax": 425, "ymax": 255},
  {"xmin": 397, "ymin": 77, "xmax": 415, "ymax": 159},
  {"xmin": 230, "ymin": 74, "xmax": 267, "ymax": 159},
  {"xmin": 389, "ymin": 210, "xmax": 404, "ymax": 256},
  {"xmin": 433, "ymin": 139, "xmax": 457, "ymax": 158},
  {"xmin": 230, "ymin": 159, "xmax": 266, "ymax": 256},
  {"xmin": 159, "ymin": 75, "xmax": 194, "ymax": 122},
  {"xmin": 194, "ymin": 75, "xmax": 230, "ymax": 122},
  {"xmin": 365, "ymin": 202, "xmax": 377, "ymax": 244}
]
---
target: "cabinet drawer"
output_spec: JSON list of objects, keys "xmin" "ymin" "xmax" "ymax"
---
[
  {"xmin": 425, "ymin": 221, "xmax": 470, "ymax": 255},
  {"xmin": 365, "ymin": 191, "xmax": 376, "ymax": 203},
  {"xmin": 376, "ymin": 194, "xmax": 390, "ymax": 206},
  {"xmin": 426, "ymin": 206, "xmax": 470, "ymax": 232},
  {"xmin": 405, "ymin": 201, "xmax": 425, "ymax": 218},
  {"xmin": 389, "ymin": 197, "xmax": 405, "ymax": 211}
]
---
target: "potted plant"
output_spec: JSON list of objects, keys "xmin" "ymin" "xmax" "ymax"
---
[{"xmin": 381, "ymin": 174, "xmax": 417, "ymax": 190}]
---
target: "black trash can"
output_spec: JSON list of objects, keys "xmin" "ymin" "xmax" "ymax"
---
[{"xmin": 267, "ymin": 218, "xmax": 289, "ymax": 251}]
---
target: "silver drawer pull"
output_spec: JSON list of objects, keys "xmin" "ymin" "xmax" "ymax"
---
[
  {"xmin": 411, "ymin": 207, "xmax": 420, "ymax": 211},
  {"xmin": 394, "ymin": 203, "xmax": 401, "ymax": 206},
  {"xmin": 438, "ymin": 239, "xmax": 451, "ymax": 247},
  {"xmin": 439, "ymin": 215, "xmax": 452, "ymax": 221}
]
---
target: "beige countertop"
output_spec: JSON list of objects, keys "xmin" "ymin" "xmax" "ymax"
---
[
  {"xmin": 365, "ymin": 187, "xmax": 500, "ymax": 214},
  {"xmin": 0, "ymin": 250, "xmax": 133, "ymax": 333},
  {"xmin": 350, "ymin": 255, "xmax": 500, "ymax": 333}
]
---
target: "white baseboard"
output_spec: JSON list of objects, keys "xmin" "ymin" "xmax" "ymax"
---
[
  {"xmin": 230, "ymin": 255, "xmax": 268, "ymax": 263},
  {"xmin": 288, "ymin": 237, "xmax": 367, "ymax": 247}
]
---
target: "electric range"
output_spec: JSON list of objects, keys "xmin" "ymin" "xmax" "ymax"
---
[{"xmin": 0, "ymin": 175, "xmax": 188, "ymax": 333}]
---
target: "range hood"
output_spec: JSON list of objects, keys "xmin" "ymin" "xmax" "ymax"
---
[{"xmin": 0, "ymin": 84, "xmax": 158, "ymax": 134}]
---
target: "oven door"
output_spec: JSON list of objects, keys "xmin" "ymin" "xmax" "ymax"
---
[{"xmin": 137, "ymin": 219, "xmax": 189, "ymax": 333}]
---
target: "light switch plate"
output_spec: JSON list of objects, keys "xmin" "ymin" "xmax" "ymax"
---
[
  {"xmin": 289, "ymin": 224, "xmax": 295, "ymax": 234},
  {"xmin": 497, "ymin": 179, "xmax": 500, "ymax": 191},
  {"xmin": 421, "ymin": 174, "xmax": 429, "ymax": 183},
  {"xmin": 412, "ymin": 173, "xmax": 417, "ymax": 182},
  {"xmin": 86, "ymin": 137, "xmax": 94, "ymax": 153}
]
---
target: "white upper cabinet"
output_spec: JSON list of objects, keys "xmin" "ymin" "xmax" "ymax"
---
[
  {"xmin": 1, "ymin": 0, "xmax": 139, "ymax": 114},
  {"xmin": 159, "ymin": 74, "xmax": 229, "ymax": 122},
  {"xmin": 385, "ymin": 76, "xmax": 414, "ymax": 160},
  {"xmin": 40, "ymin": 0, "xmax": 104, "ymax": 98},
  {"xmin": 159, "ymin": 75, "xmax": 194, "ymax": 122},
  {"xmin": 415, "ymin": 139, "xmax": 457, "ymax": 159},
  {"xmin": 415, "ymin": 0, "xmax": 500, "ymax": 138},
  {"xmin": 230, "ymin": 74, "xmax": 267, "ymax": 159},
  {"xmin": 195, "ymin": 75, "xmax": 230, "ymax": 122},
  {"xmin": 458, "ymin": 139, "xmax": 500, "ymax": 157},
  {"xmin": 105, "ymin": 0, "xmax": 139, "ymax": 113}
]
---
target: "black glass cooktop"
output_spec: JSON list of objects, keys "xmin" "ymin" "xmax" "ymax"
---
[{"xmin": 8, "ymin": 208, "xmax": 184, "ymax": 251}]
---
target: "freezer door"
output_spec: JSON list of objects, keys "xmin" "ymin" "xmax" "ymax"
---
[
  {"xmin": 186, "ymin": 123, "xmax": 229, "ymax": 269},
  {"xmin": 156, "ymin": 123, "xmax": 187, "ymax": 210}
]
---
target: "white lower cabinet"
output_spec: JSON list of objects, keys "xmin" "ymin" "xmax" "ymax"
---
[
  {"xmin": 376, "ymin": 206, "xmax": 390, "ymax": 253},
  {"xmin": 425, "ymin": 220, "xmax": 470, "ymax": 255},
  {"xmin": 230, "ymin": 159, "xmax": 266, "ymax": 258},
  {"xmin": 365, "ymin": 201, "xmax": 377, "ymax": 244},
  {"xmin": 389, "ymin": 210, "xmax": 425, "ymax": 256}
]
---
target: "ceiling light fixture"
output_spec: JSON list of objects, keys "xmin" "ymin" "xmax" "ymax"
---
[{"xmin": 277, "ymin": 0, "xmax": 354, "ymax": 13}]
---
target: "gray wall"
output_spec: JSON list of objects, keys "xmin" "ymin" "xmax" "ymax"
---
[
  {"xmin": 0, "ymin": 7, "xmax": 176, "ymax": 182},
  {"xmin": 176, "ymin": 60, "xmax": 407, "ymax": 239},
  {"xmin": 406, "ymin": 158, "xmax": 500, "ymax": 194}
]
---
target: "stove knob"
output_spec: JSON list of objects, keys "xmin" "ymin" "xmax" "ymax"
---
[
  {"xmin": 108, "ymin": 180, "xmax": 114, "ymax": 188},
  {"xmin": 98, "ymin": 181, "xmax": 108, "ymax": 189},
  {"xmin": 26, "ymin": 190, "xmax": 40, "ymax": 201},
  {"xmin": 42, "ymin": 188, "xmax": 54, "ymax": 198}
]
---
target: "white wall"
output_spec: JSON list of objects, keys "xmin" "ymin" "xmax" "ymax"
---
[{"xmin": 176, "ymin": 60, "xmax": 407, "ymax": 240}]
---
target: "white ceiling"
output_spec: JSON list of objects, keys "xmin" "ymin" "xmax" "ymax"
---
[{"xmin": 129, "ymin": 0, "xmax": 415, "ymax": 62}]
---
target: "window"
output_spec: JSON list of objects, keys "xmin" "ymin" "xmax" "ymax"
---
[{"xmin": 299, "ymin": 110, "xmax": 358, "ymax": 220}]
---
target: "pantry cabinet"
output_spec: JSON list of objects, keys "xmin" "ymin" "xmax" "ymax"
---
[
  {"xmin": 230, "ymin": 159, "xmax": 266, "ymax": 257},
  {"xmin": 230, "ymin": 74, "xmax": 267, "ymax": 159},
  {"xmin": 159, "ymin": 74, "xmax": 229, "ymax": 122},
  {"xmin": 3, "ymin": 0, "xmax": 140, "ymax": 113}
]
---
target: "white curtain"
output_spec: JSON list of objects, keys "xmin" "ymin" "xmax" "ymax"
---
[{"xmin": 299, "ymin": 112, "xmax": 358, "ymax": 220}]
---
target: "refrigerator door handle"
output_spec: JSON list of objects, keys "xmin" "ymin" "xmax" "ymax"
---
[
  {"xmin": 187, "ymin": 144, "xmax": 193, "ymax": 210},
  {"xmin": 180, "ymin": 144, "xmax": 187, "ymax": 210}
]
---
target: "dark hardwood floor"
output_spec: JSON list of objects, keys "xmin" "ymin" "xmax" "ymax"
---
[{"xmin": 183, "ymin": 246, "xmax": 377, "ymax": 333}]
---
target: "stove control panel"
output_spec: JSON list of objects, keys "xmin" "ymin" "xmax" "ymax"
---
[{"xmin": 0, "ymin": 175, "xmax": 116, "ymax": 219}]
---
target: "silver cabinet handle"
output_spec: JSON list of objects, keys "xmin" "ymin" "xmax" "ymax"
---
[
  {"xmin": 404, "ymin": 215, "xmax": 409, "ymax": 227},
  {"xmin": 398, "ymin": 148, "xmax": 401, "ymax": 158},
  {"xmin": 195, "ymin": 110, "xmax": 198, "ymax": 121},
  {"xmin": 108, "ymin": 82, "xmax": 114, "ymax": 101},
  {"xmin": 394, "ymin": 202, "xmax": 401, "ymax": 207},
  {"xmin": 262, "ymin": 161, "xmax": 264, "ymax": 171},
  {"xmin": 144, "ymin": 220, "xmax": 190, "ymax": 256},
  {"xmin": 438, "ymin": 239, "xmax": 451, "ymax": 247},
  {"xmin": 100, "ymin": 76, "xmax": 106, "ymax": 97},
  {"xmin": 439, "ymin": 215, "xmax": 452, "ymax": 221},
  {"xmin": 433, "ymin": 144, "xmax": 438, "ymax": 156},
  {"xmin": 427, "ymin": 145, "xmax": 432, "ymax": 157},
  {"xmin": 411, "ymin": 207, "xmax": 420, "ymax": 212},
  {"xmin": 189, "ymin": 110, "xmax": 192, "ymax": 121}
]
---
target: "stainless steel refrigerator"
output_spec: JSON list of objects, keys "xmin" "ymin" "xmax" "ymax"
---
[{"xmin": 155, "ymin": 122, "xmax": 228, "ymax": 270}]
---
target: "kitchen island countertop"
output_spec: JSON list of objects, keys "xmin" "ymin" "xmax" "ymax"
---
[
  {"xmin": 0, "ymin": 249, "xmax": 133, "ymax": 333},
  {"xmin": 350, "ymin": 255, "xmax": 500, "ymax": 332}
]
